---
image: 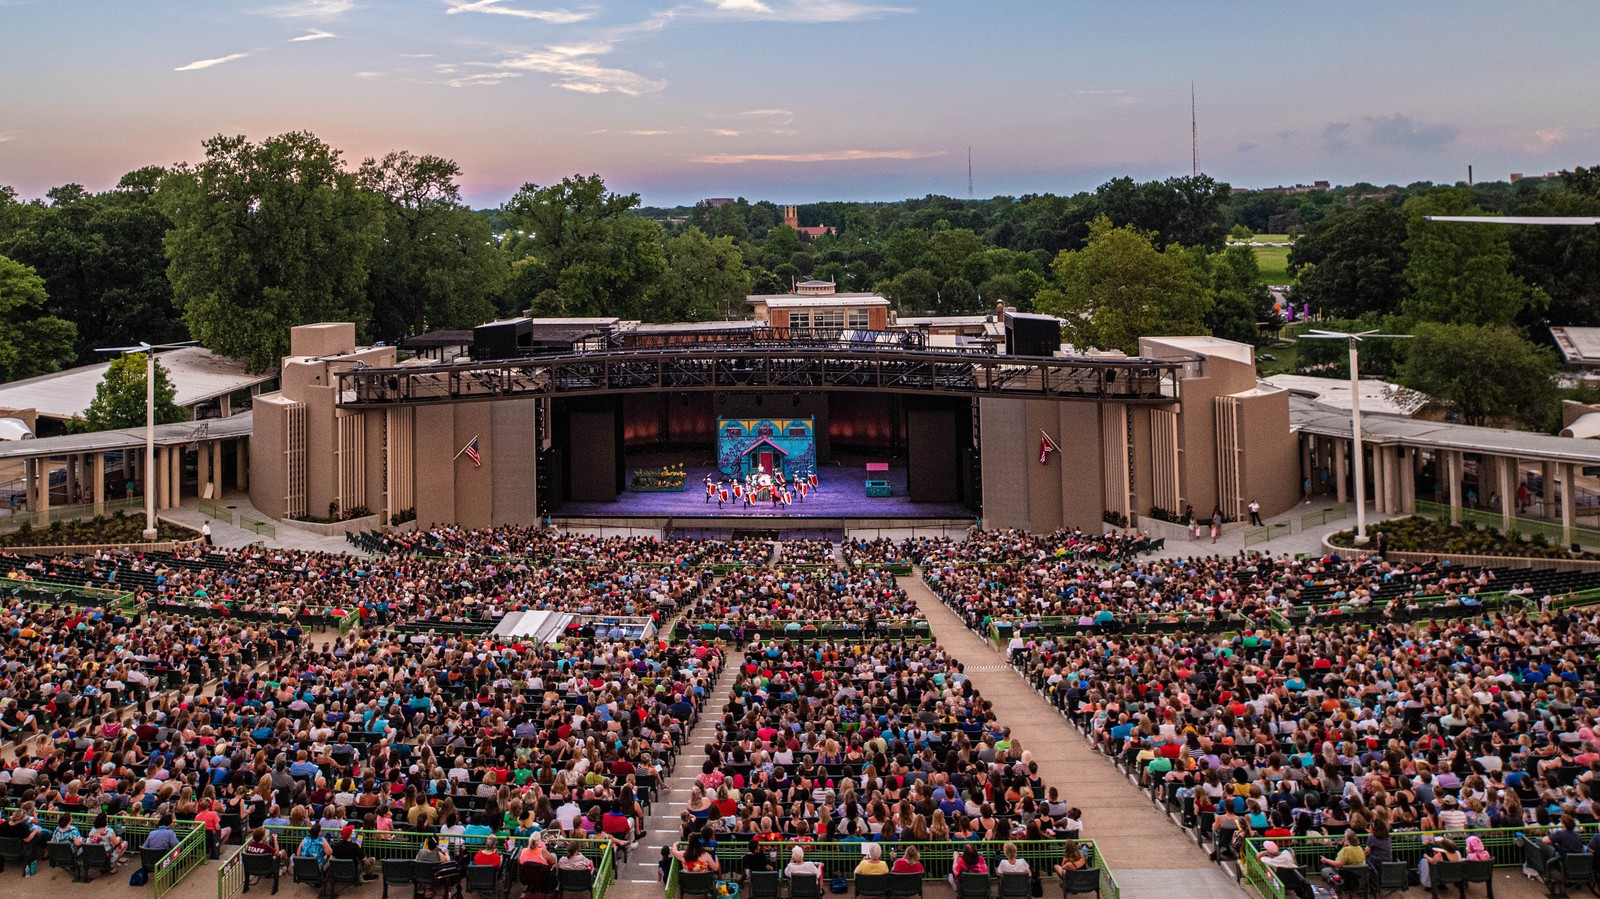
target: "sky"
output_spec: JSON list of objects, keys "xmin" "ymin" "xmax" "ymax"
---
[{"xmin": 3, "ymin": 1, "xmax": 1600, "ymax": 208}]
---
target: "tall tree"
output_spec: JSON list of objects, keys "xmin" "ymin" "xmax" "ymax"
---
[
  {"xmin": 0, "ymin": 171, "xmax": 186, "ymax": 364},
  {"xmin": 1400, "ymin": 187, "xmax": 1537, "ymax": 327},
  {"xmin": 1034, "ymin": 216, "xmax": 1211, "ymax": 354},
  {"xmin": 653, "ymin": 227, "xmax": 752, "ymax": 321},
  {"xmin": 1288, "ymin": 203, "xmax": 1411, "ymax": 319},
  {"xmin": 0, "ymin": 255, "xmax": 77, "ymax": 381},
  {"xmin": 1203, "ymin": 246, "xmax": 1276, "ymax": 344},
  {"xmin": 158, "ymin": 132, "xmax": 384, "ymax": 372},
  {"xmin": 1397, "ymin": 322, "xmax": 1557, "ymax": 429},
  {"xmin": 500, "ymin": 174, "xmax": 665, "ymax": 318},
  {"xmin": 71, "ymin": 353, "xmax": 185, "ymax": 433},
  {"xmin": 358, "ymin": 151, "xmax": 506, "ymax": 342}
]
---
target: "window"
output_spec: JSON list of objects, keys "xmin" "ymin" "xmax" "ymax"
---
[
  {"xmin": 847, "ymin": 309, "xmax": 871, "ymax": 329},
  {"xmin": 813, "ymin": 310, "xmax": 845, "ymax": 330},
  {"xmin": 725, "ymin": 427, "xmax": 742, "ymax": 438},
  {"xmin": 788, "ymin": 426, "xmax": 808, "ymax": 437},
  {"xmin": 788, "ymin": 312, "xmax": 810, "ymax": 329},
  {"xmin": 758, "ymin": 425, "xmax": 774, "ymax": 437}
]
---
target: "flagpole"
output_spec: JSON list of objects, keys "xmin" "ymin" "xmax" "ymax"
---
[{"xmin": 453, "ymin": 434, "xmax": 480, "ymax": 460}]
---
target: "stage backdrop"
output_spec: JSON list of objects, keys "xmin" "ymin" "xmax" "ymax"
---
[{"xmin": 717, "ymin": 418, "xmax": 816, "ymax": 479}]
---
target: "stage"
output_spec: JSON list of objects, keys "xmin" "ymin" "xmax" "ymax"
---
[{"xmin": 554, "ymin": 456, "xmax": 974, "ymax": 520}]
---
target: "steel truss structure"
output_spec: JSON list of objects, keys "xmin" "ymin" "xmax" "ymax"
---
[{"xmin": 335, "ymin": 347, "xmax": 1183, "ymax": 408}]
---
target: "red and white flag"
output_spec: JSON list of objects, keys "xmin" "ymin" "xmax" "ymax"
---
[
  {"xmin": 1039, "ymin": 430, "xmax": 1060, "ymax": 465},
  {"xmin": 455, "ymin": 435, "xmax": 482, "ymax": 469}
]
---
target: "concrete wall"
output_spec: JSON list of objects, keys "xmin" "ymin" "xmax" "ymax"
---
[
  {"xmin": 249, "ymin": 394, "xmax": 290, "ymax": 520},
  {"xmin": 1238, "ymin": 389, "xmax": 1301, "ymax": 518},
  {"xmin": 405, "ymin": 398, "xmax": 541, "ymax": 528},
  {"xmin": 979, "ymin": 398, "xmax": 1106, "ymax": 533}
]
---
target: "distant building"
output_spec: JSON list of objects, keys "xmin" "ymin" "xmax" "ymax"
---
[
  {"xmin": 0, "ymin": 346, "xmax": 275, "ymax": 429},
  {"xmin": 1550, "ymin": 326, "xmax": 1600, "ymax": 372},
  {"xmin": 782, "ymin": 205, "xmax": 835, "ymax": 239},
  {"xmin": 747, "ymin": 280, "xmax": 889, "ymax": 331},
  {"xmin": 704, "ymin": 197, "xmax": 736, "ymax": 207}
]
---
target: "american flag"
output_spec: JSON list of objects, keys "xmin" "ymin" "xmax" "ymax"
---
[{"xmin": 459, "ymin": 436, "xmax": 481, "ymax": 469}]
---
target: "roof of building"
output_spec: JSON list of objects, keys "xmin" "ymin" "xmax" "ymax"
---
[
  {"xmin": 1550, "ymin": 326, "xmax": 1600, "ymax": 365},
  {"xmin": 628, "ymin": 321, "xmax": 759, "ymax": 333},
  {"xmin": 0, "ymin": 347, "xmax": 273, "ymax": 422},
  {"xmin": 400, "ymin": 330, "xmax": 475, "ymax": 349},
  {"xmin": 1263, "ymin": 373, "xmax": 1427, "ymax": 417},
  {"xmin": 750, "ymin": 296, "xmax": 891, "ymax": 309},
  {"xmin": 1140, "ymin": 335, "xmax": 1255, "ymax": 367},
  {"xmin": 1290, "ymin": 395, "xmax": 1600, "ymax": 465},
  {"xmin": 0, "ymin": 411, "xmax": 253, "ymax": 462}
]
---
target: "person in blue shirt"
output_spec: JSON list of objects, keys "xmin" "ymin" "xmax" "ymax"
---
[
  {"xmin": 50, "ymin": 814, "xmax": 83, "ymax": 856},
  {"xmin": 142, "ymin": 816, "xmax": 180, "ymax": 853},
  {"xmin": 297, "ymin": 822, "xmax": 331, "ymax": 869}
]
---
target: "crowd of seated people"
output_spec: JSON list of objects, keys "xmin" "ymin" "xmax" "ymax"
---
[
  {"xmin": 371, "ymin": 525, "xmax": 766, "ymax": 567},
  {"xmin": 684, "ymin": 568, "xmax": 919, "ymax": 638},
  {"xmin": 775, "ymin": 540, "xmax": 837, "ymax": 566},
  {"xmin": 678, "ymin": 640, "xmax": 1079, "ymax": 850},
  {"xmin": 841, "ymin": 538, "xmax": 916, "ymax": 568},
  {"xmin": 999, "ymin": 604, "xmax": 1600, "ymax": 877},
  {"xmin": 0, "ymin": 623, "xmax": 724, "ymax": 871}
]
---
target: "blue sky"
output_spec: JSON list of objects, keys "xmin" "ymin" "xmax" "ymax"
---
[{"xmin": 3, "ymin": 0, "xmax": 1599, "ymax": 207}]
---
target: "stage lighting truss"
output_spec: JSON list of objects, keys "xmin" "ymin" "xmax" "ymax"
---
[{"xmin": 338, "ymin": 347, "xmax": 1184, "ymax": 407}]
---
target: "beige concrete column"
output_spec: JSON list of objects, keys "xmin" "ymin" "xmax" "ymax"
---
[
  {"xmin": 1334, "ymin": 441, "xmax": 1348, "ymax": 503},
  {"xmin": 151, "ymin": 448, "xmax": 164, "ymax": 510},
  {"xmin": 235, "ymin": 439, "xmax": 248, "ymax": 491},
  {"xmin": 210, "ymin": 442, "xmax": 223, "ymax": 497},
  {"xmin": 219, "ymin": 394, "xmax": 232, "ymax": 418},
  {"xmin": 1301, "ymin": 437, "xmax": 1313, "ymax": 488},
  {"xmin": 1401, "ymin": 448, "xmax": 1417, "ymax": 514},
  {"xmin": 170, "ymin": 446, "xmax": 183, "ymax": 507},
  {"xmin": 92, "ymin": 454, "xmax": 106, "ymax": 514},
  {"xmin": 22, "ymin": 460, "xmax": 34, "ymax": 511},
  {"xmin": 1370, "ymin": 446, "xmax": 1386, "ymax": 515},
  {"xmin": 1384, "ymin": 448, "xmax": 1400, "ymax": 515},
  {"xmin": 1499, "ymin": 456, "xmax": 1516, "ymax": 533},
  {"xmin": 1448, "ymin": 451, "xmax": 1463, "ymax": 525},
  {"xmin": 197, "ymin": 443, "xmax": 212, "ymax": 500},
  {"xmin": 1542, "ymin": 461, "xmax": 1557, "ymax": 518},
  {"xmin": 1563, "ymin": 463, "xmax": 1577, "ymax": 549},
  {"xmin": 37, "ymin": 459, "xmax": 50, "ymax": 519}
]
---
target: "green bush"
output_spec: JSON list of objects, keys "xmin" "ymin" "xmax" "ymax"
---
[
  {"xmin": 1328, "ymin": 516, "xmax": 1598, "ymax": 560},
  {"xmin": 0, "ymin": 516, "xmax": 194, "ymax": 548}
]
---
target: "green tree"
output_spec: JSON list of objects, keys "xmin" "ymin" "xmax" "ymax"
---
[
  {"xmin": 0, "ymin": 254, "xmax": 77, "ymax": 381},
  {"xmin": 71, "ymin": 353, "xmax": 185, "ymax": 432},
  {"xmin": 1204, "ymin": 246, "xmax": 1275, "ymax": 344},
  {"xmin": 358, "ymin": 151, "xmax": 505, "ymax": 342},
  {"xmin": 1035, "ymin": 216, "xmax": 1211, "ymax": 354},
  {"xmin": 158, "ymin": 132, "xmax": 384, "ymax": 372},
  {"xmin": 1397, "ymin": 322, "xmax": 1557, "ymax": 428},
  {"xmin": 501, "ymin": 174, "xmax": 665, "ymax": 318},
  {"xmin": 875, "ymin": 268, "xmax": 939, "ymax": 311},
  {"xmin": 0, "ymin": 172, "xmax": 186, "ymax": 364},
  {"xmin": 653, "ymin": 228, "xmax": 752, "ymax": 321},
  {"xmin": 1288, "ymin": 203, "xmax": 1411, "ymax": 319},
  {"xmin": 1401, "ymin": 188, "xmax": 1537, "ymax": 327}
]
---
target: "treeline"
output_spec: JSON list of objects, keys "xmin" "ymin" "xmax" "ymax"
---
[{"xmin": 1, "ymin": 128, "xmax": 1594, "ymax": 427}]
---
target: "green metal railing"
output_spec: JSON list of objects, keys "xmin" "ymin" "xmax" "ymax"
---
[
  {"xmin": 668, "ymin": 838, "xmax": 1117, "ymax": 899},
  {"xmin": 339, "ymin": 608, "xmax": 360, "ymax": 635},
  {"xmin": 1241, "ymin": 826, "xmax": 1588, "ymax": 899},
  {"xmin": 0, "ymin": 494, "xmax": 145, "ymax": 532},
  {"xmin": 198, "ymin": 498, "xmax": 232, "ymax": 525},
  {"xmin": 154, "ymin": 821, "xmax": 209, "ymax": 899},
  {"xmin": 1300, "ymin": 505, "xmax": 1348, "ymax": 530},
  {"xmin": 0, "ymin": 573, "xmax": 140, "ymax": 610},
  {"xmin": 1415, "ymin": 499, "xmax": 1600, "ymax": 548},
  {"xmin": 217, "ymin": 828, "xmax": 615, "ymax": 899},
  {"xmin": 236, "ymin": 514, "xmax": 275, "ymax": 538},
  {"xmin": 1243, "ymin": 523, "xmax": 1291, "ymax": 547}
]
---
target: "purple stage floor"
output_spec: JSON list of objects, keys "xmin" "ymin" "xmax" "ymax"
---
[{"xmin": 557, "ymin": 459, "xmax": 974, "ymax": 520}]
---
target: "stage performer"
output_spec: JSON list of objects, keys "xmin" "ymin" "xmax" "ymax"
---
[
  {"xmin": 704, "ymin": 477, "xmax": 716, "ymax": 504},
  {"xmin": 770, "ymin": 487, "xmax": 781, "ymax": 508},
  {"xmin": 718, "ymin": 487, "xmax": 729, "ymax": 508},
  {"xmin": 781, "ymin": 488, "xmax": 792, "ymax": 506},
  {"xmin": 798, "ymin": 481, "xmax": 808, "ymax": 501},
  {"xmin": 808, "ymin": 470, "xmax": 819, "ymax": 491}
]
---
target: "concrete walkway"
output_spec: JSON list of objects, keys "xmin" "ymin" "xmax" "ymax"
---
[
  {"xmin": 161, "ymin": 495, "xmax": 367, "ymax": 553},
  {"xmin": 902, "ymin": 573, "xmax": 1250, "ymax": 899},
  {"xmin": 1139, "ymin": 496, "xmax": 1404, "ymax": 563}
]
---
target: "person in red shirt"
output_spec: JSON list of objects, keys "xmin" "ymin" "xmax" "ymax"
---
[{"xmin": 473, "ymin": 836, "xmax": 503, "ymax": 868}]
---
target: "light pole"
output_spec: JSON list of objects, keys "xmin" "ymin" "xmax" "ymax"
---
[
  {"xmin": 95, "ymin": 340, "xmax": 197, "ymax": 540},
  {"xmin": 1301, "ymin": 329, "xmax": 1411, "ymax": 544}
]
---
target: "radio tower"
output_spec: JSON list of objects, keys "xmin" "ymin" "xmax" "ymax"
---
[
  {"xmin": 1191, "ymin": 82, "xmax": 1198, "ymax": 176},
  {"xmin": 967, "ymin": 147, "xmax": 974, "ymax": 199}
]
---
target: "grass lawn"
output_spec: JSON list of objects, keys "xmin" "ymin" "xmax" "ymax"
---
[
  {"xmin": 1253, "ymin": 244, "xmax": 1292, "ymax": 285},
  {"xmin": 1245, "ymin": 233, "xmax": 1292, "ymax": 243}
]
